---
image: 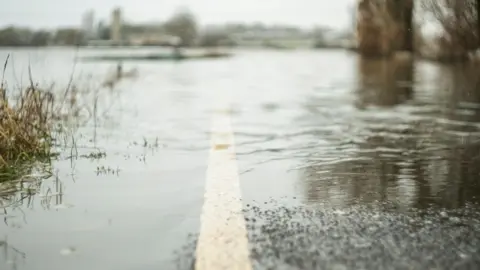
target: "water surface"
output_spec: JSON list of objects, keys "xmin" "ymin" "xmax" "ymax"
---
[{"xmin": 1, "ymin": 48, "xmax": 480, "ymax": 270}]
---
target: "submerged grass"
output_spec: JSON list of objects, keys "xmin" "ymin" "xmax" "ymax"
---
[
  {"xmin": 0, "ymin": 53, "xmax": 100, "ymax": 182},
  {"xmin": 0, "ymin": 86, "xmax": 56, "ymax": 167},
  {"xmin": 0, "ymin": 53, "xmax": 127, "ymax": 217},
  {"xmin": 0, "ymin": 55, "xmax": 59, "ymax": 181}
]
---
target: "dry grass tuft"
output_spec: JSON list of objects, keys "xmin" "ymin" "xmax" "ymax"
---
[
  {"xmin": 0, "ymin": 52, "xmax": 124, "ymax": 183},
  {"xmin": 0, "ymin": 54, "xmax": 75, "ymax": 180},
  {"xmin": 0, "ymin": 85, "xmax": 56, "ymax": 168}
]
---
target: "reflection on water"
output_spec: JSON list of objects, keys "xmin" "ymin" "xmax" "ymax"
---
[
  {"xmin": 302, "ymin": 57, "xmax": 480, "ymax": 209},
  {"xmin": 40, "ymin": 176, "xmax": 65, "ymax": 210},
  {"xmin": 0, "ymin": 238, "xmax": 26, "ymax": 269},
  {"xmin": 0, "ymin": 170, "xmax": 66, "ymax": 228},
  {"xmin": 355, "ymin": 57, "xmax": 414, "ymax": 108}
]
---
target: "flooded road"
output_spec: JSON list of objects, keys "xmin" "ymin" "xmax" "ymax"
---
[{"xmin": 1, "ymin": 48, "xmax": 480, "ymax": 270}]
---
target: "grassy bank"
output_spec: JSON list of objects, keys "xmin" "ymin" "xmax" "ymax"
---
[
  {"xmin": 0, "ymin": 81, "xmax": 58, "ymax": 180},
  {"xmin": 2, "ymin": 86, "xmax": 56, "ymax": 153},
  {"xmin": 0, "ymin": 55, "xmax": 88, "ymax": 182}
]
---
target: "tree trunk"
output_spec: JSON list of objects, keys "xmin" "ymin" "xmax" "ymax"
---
[
  {"xmin": 356, "ymin": 0, "xmax": 394, "ymax": 57},
  {"xmin": 477, "ymin": 0, "xmax": 480, "ymax": 49},
  {"xmin": 402, "ymin": 0, "xmax": 414, "ymax": 52}
]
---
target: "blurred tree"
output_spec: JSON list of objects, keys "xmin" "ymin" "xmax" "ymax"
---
[
  {"xmin": 0, "ymin": 27, "xmax": 32, "ymax": 46},
  {"xmin": 0, "ymin": 27, "xmax": 23, "ymax": 46},
  {"xmin": 54, "ymin": 28, "xmax": 85, "ymax": 46},
  {"xmin": 386, "ymin": 0, "xmax": 414, "ymax": 52},
  {"xmin": 421, "ymin": 0, "xmax": 478, "ymax": 59},
  {"xmin": 198, "ymin": 29, "xmax": 236, "ymax": 47},
  {"xmin": 97, "ymin": 21, "xmax": 111, "ymax": 40},
  {"xmin": 311, "ymin": 26, "xmax": 330, "ymax": 48},
  {"xmin": 30, "ymin": 31, "xmax": 52, "ymax": 46},
  {"xmin": 163, "ymin": 8, "xmax": 198, "ymax": 46}
]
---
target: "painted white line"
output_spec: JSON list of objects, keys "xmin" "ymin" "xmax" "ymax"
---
[{"xmin": 195, "ymin": 92, "xmax": 252, "ymax": 270}]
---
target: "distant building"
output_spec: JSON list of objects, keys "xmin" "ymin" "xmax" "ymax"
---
[
  {"xmin": 128, "ymin": 32, "xmax": 180, "ymax": 46},
  {"xmin": 110, "ymin": 7, "xmax": 122, "ymax": 43},
  {"xmin": 230, "ymin": 27, "xmax": 314, "ymax": 48},
  {"xmin": 81, "ymin": 9, "xmax": 96, "ymax": 39}
]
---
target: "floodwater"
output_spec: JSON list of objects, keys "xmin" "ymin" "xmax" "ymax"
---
[{"xmin": 1, "ymin": 48, "xmax": 480, "ymax": 270}]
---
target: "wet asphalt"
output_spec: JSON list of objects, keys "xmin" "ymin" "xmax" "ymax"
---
[{"xmin": 174, "ymin": 200, "xmax": 480, "ymax": 270}]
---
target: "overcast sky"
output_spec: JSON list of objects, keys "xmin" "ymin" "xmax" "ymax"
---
[{"xmin": 0, "ymin": 0, "xmax": 355, "ymax": 30}]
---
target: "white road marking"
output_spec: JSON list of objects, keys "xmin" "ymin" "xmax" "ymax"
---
[{"xmin": 195, "ymin": 91, "xmax": 252, "ymax": 270}]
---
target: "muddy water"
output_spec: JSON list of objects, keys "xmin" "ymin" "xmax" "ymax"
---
[
  {"xmin": 1, "ymin": 49, "xmax": 480, "ymax": 270},
  {"xmin": 235, "ymin": 55, "xmax": 480, "ymax": 209}
]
